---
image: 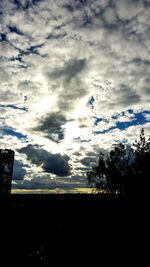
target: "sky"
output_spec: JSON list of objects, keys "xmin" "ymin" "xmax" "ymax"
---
[{"xmin": 0, "ymin": 0, "xmax": 150, "ymax": 191}]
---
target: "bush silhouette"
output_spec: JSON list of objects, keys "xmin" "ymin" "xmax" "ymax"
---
[{"xmin": 87, "ymin": 128, "xmax": 150, "ymax": 194}]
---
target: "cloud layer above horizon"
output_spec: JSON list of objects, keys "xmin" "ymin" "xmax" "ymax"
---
[{"xmin": 0, "ymin": 0, "xmax": 150, "ymax": 189}]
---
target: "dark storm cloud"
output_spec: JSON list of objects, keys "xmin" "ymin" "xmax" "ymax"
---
[
  {"xmin": 144, "ymin": 0, "xmax": 150, "ymax": 7},
  {"xmin": 49, "ymin": 58, "xmax": 86, "ymax": 81},
  {"xmin": 45, "ymin": 58, "xmax": 88, "ymax": 111},
  {"xmin": 81, "ymin": 157, "xmax": 97, "ymax": 167},
  {"xmin": 85, "ymin": 151, "xmax": 97, "ymax": 157},
  {"xmin": 13, "ymin": 159, "xmax": 27, "ymax": 180},
  {"xmin": 19, "ymin": 144, "xmax": 71, "ymax": 176},
  {"xmin": 131, "ymin": 58, "xmax": 150, "ymax": 67},
  {"xmin": 76, "ymin": 166, "xmax": 91, "ymax": 172},
  {"xmin": 116, "ymin": 84, "xmax": 141, "ymax": 107},
  {"xmin": 103, "ymin": 83, "xmax": 142, "ymax": 111},
  {"xmin": 34, "ymin": 112, "xmax": 67, "ymax": 142},
  {"xmin": 57, "ymin": 79, "xmax": 87, "ymax": 111},
  {"xmin": 143, "ymin": 87, "xmax": 150, "ymax": 96},
  {"xmin": 119, "ymin": 93, "xmax": 141, "ymax": 106}
]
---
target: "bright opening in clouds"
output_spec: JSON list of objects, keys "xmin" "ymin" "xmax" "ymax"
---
[{"xmin": 0, "ymin": 0, "xmax": 150, "ymax": 191}]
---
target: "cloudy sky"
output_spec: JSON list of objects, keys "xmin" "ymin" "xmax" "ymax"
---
[{"xmin": 0, "ymin": 0, "xmax": 150, "ymax": 191}]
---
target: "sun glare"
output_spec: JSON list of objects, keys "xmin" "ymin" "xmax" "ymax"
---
[
  {"xmin": 65, "ymin": 121, "xmax": 81, "ymax": 140},
  {"xmin": 38, "ymin": 96, "xmax": 56, "ymax": 113}
]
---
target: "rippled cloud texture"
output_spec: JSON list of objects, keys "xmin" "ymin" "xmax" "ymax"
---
[{"xmin": 0, "ymin": 0, "xmax": 150, "ymax": 189}]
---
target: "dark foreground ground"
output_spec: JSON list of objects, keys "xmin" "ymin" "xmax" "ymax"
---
[{"xmin": 0, "ymin": 194, "xmax": 149, "ymax": 265}]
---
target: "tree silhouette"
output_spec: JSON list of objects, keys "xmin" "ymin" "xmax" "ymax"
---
[
  {"xmin": 133, "ymin": 128, "xmax": 150, "ymax": 192},
  {"xmin": 133, "ymin": 128, "xmax": 150, "ymax": 155},
  {"xmin": 87, "ymin": 152, "xmax": 107, "ymax": 191},
  {"xmin": 87, "ymin": 128, "xmax": 150, "ymax": 194}
]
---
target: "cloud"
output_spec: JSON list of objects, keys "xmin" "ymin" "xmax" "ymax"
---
[
  {"xmin": 47, "ymin": 58, "xmax": 86, "ymax": 81},
  {"xmin": 19, "ymin": 144, "xmax": 71, "ymax": 176},
  {"xmin": 115, "ymin": 84, "xmax": 141, "ymax": 107},
  {"xmin": 81, "ymin": 157, "xmax": 97, "ymax": 167},
  {"xmin": 12, "ymin": 159, "xmax": 27, "ymax": 180},
  {"xmin": 0, "ymin": 41, "xmax": 19, "ymax": 58},
  {"xmin": 12, "ymin": 176, "xmax": 56, "ymax": 190},
  {"xmin": 0, "ymin": 67, "xmax": 10, "ymax": 83},
  {"xmin": 44, "ymin": 58, "xmax": 88, "ymax": 111},
  {"xmin": 114, "ymin": 0, "xmax": 144, "ymax": 20},
  {"xmin": 33, "ymin": 112, "xmax": 67, "ymax": 142}
]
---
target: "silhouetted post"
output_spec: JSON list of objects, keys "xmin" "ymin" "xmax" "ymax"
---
[{"xmin": 0, "ymin": 149, "xmax": 15, "ymax": 194}]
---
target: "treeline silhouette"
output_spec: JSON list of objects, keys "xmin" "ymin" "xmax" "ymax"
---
[{"xmin": 87, "ymin": 128, "xmax": 150, "ymax": 194}]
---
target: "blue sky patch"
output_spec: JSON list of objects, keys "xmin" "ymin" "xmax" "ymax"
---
[
  {"xmin": 26, "ymin": 44, "xmax": 44, "ymax": 55},
  {"xmin": 0, "ymin": 33, "xmax": 7, "ymax": 42},
  {"xmin": 94, "ymin": 117, "xmax": 105, "ymax": 126},
  {"xmin": 88, "ymin": 96, "xmax": 95, "ymax": 109},
  {"xmin": 3, "ymin": 128, "xmax": 27, "ymax": 139},
  {"xmin": 94, "ymin": 110, "xmax": 150, "ymax": 135},
  {"xmin": 0, "ymin": 104, "xmax": 27, "ymax": 112},
  {"xmin": 8, "ymin": 25, "xmax": 24, "ymax": 35}
]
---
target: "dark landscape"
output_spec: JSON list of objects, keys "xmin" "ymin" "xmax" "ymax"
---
[{"xmin": 0, "ymin": 193, "xmax": 149, "ymax": 264}]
